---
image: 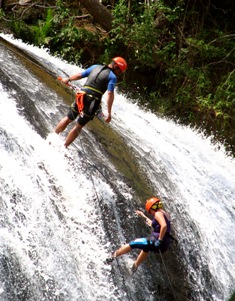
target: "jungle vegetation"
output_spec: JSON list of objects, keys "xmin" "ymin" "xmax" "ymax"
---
[{"xmin": 1, "ymin": 0, "xmax": 235, "ymax": 155}]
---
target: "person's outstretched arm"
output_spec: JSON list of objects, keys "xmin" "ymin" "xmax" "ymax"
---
[
  {"xmin": 105, "ymin": 91, "xmax": 114, "ymax": 123},
  {"xmin": 135, "ymin": 210, "xmax": 152, "ymax": 227},
  {"xmin": 62, "ymin": 73, "xmax": 83, "ymax": 84}
]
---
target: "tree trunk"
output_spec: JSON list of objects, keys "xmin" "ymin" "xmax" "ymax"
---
[{"xmin": 78, "ymin": 0, "xmax": 113, "ymax": 32}]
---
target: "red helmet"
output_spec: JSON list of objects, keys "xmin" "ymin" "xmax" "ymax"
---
[
  {"xmin": 112, "ymin": 57, "xmax": 127, "ymax": 72},
  {"xmin": 145, "ymin": 197, "xmax": 162, "ymax": 213}
]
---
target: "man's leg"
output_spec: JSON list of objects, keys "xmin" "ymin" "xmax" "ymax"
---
[
  {"xmin": 55, "ymin": 116, "xmax": 72, "ymax": 134},
  {"xmin": 64, "ymin": 123, "xmax": 83, "ymax": 147}
]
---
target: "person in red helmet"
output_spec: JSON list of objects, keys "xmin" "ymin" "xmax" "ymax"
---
[
  {"xmin": 106, "ymin": 197, "xmax": 172, "ymax": 272},
  {"xmin": 54, "ymin": 57, "xmax": 127, "ymax": 147}
]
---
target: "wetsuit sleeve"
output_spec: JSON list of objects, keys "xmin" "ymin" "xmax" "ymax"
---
[
  {"xmin": 81, "ymin": 65, "xmax": 98, "ymax": 78},
  {"xmin": 107, "ymin": 71, "xmax": 117, "ymax": 92}
]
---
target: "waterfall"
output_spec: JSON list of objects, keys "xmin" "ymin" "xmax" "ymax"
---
[{"xmin": 0, "ymin": 33, "xmax": 234, "ymax": 301}]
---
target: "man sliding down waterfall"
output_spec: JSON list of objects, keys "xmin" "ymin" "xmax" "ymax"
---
[{"xmin": 54, "ymin": 57, "xmax": 127, "ymax": 148}]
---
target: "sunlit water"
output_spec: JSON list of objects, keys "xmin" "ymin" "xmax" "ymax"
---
[{"xmin": 0, "ymin": 34, "xmax": 235, "ymax": 301}]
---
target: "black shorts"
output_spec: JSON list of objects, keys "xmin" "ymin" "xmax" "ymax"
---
[{"xmin": 67, "ymin": 93, "xmax": 101, "ymax": 126}]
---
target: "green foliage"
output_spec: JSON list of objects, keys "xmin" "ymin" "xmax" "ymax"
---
[
  {"xmin": 154, "ymin": 0, "xmax": 184, "ymax": 23},
  {"xmin": 127, "ymin": 6, "xmax": 160, "ymax": 66},
  {"xmin": 50, "ymin": 26, "xmax": 99, "ymax": 64},
  {"xmin": 214, "ymin": 71, "xmax": 235, "ymax": 115},
  {"xmin": 8, "ymin": 9, "xmax": 53, "ymax": 46},
  {"xmin": 9, "ymin": 21, "xmax": 34, "ymax": 43},
  {"xmin": 30, "ymin": 9, "xmax": 53, "ymax": 46},
  {"xmin": 0, "ymin": 8, "xmax": 5, "ymax": 20},
  {"xmin": 196, "ymin": 70, "xmax": 235, "ymax": 120},
  {"xmin": 108, "ymin": 0, "xmax": 180, "ymax": 67},
  {"xmin": 43, "ymin": 1, "xmax": 100, "ymax": 64}
]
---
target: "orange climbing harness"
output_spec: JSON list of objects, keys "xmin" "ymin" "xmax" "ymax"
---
[{"xmin": 75, "ymin": 90, "xmax": 86, "ymax": 113}]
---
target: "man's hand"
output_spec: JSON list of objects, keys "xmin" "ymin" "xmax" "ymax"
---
[
  {"xmin": 61, "ymin": 77, "xmax": 71, "ymax": 84},
  {"xmin": 105, "ymin": 113, "xmax": 111, "ymax": 123}
]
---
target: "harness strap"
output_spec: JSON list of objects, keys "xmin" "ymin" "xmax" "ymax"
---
[
  {"xmin": 83, "ymin": 85, "xmax": 103, "ymax": 95},
  {"xmin": 86, "ymin": 93, "xmax": 100, "ymax": 101}
]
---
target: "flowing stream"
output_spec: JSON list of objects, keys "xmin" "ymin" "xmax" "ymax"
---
[{"xmin": 0, "ymin": 34, "xmax": 234, "ymax": 301}]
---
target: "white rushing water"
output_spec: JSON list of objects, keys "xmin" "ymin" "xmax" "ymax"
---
[
  {"xmin": 0, "ymin": 34, "xmax": 235, "ymax": 301},
  {"xmin": 0, "ymin": 82, "xmax": 123, "ymax": 301}
]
